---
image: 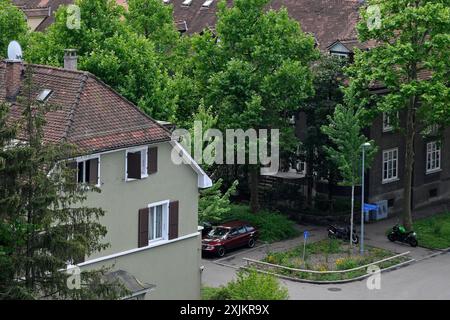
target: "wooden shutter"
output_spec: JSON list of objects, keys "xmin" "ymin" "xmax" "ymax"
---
[
  {"xmin": 168, "ymin": 201, "xmax": 179, "ymax": 240},
  {"xmin": 88, "ymin": 158, "xmax": 99, "ymax": 185},
  {"xmin": 147, "ymin": 147, "xmax": 158, "ymax": 175},
  {"xmin": 127, "ymin": 151, "xmax": 141, "ymax": 179},
  {"xmin": 138, "ymin": 208, "xmax": 149, "ymax": 248}
]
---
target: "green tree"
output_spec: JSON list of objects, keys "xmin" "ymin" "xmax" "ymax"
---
[
  {"xmin": 199, "ymin": 179, "xmax": 238, "ymax": 224},
  {"xmin": 0, "ymin": 69, "xmax": 125, "ymax": 299},
  {"xmin": 201, "ymin": 0, "xmax": 318, "ymax": 212},
  {"xmin": 301, "ymin": 54, "xmax": 347, "ymax": 210},
  {"xmin": 25, "ymin": 0, "xmax": 176, "ymax": 121},
  {"xmin": 126, "ymin": 0, "xmax": 180, "ymax": 60},
  {"xmin": 321, "ymin": 104, "xmax": 377, "ymax": 247},
  {"xmin": 0, "ymin": 0, "xmax": 28, "ymax": 58},
  {"xmin": 346, "ymin": 0, "xmax": 450, "ymax": 230}
]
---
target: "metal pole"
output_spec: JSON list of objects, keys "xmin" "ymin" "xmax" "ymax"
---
[{"xmin": 360, "ymin": 146, "xmax": 365, "ymax": 255}]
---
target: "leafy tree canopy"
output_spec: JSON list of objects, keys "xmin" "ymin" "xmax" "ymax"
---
[{"xmin": 0, "ymin": 0, "xmax": 28, "ymax": 58}]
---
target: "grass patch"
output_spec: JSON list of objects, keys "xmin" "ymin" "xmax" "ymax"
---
[
  {"xmin": 413, "ymin": 212, "xmax": 450, "ymax": 249},
  {"xmin": 260, "ymin": 239, "xmax": 409, "ymax": 281},
  {"xmin": 222, "ymin": 204, "xmax": 300, "ymax": 242}
]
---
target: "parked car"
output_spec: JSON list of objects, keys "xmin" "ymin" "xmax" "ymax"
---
[{"xmin": 202, "ymin": 221, "xmax": 258, "ymax": 257}]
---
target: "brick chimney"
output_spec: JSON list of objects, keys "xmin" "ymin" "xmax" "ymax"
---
[
  {"xmin": 64, "ymin": 49, "xmax": 78, "ymax": 71},
  {"xmin": 4, "ymin": 60, "xmax": 24, "ymax": 101}
]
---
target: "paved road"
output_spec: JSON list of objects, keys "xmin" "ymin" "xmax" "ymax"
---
[
  {"xmin": 284, "ymin": 253, "xmax": 450, "ymax": 300},
  {"xmin": 201, "ymin": 220, "xmax": 449, "ymax": 299},
  {"xmin": 202, "ymin": 252, "xmax": 450, "ymax": 299}
]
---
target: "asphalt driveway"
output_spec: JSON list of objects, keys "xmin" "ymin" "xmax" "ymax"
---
[{"xmin": 201, "ymin": 217, "xmax": 445, "ymax": 297}]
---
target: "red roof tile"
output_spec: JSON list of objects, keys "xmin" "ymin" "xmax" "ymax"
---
[{"xmin": 0, "ymin": 62, "xmax": 171, "ymax": 154}]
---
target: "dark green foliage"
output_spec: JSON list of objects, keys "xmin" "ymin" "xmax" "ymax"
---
[
  {"xmin": 0, "ymin": 0, "xmax": 28, "ymax": 59},
  {"xmin": 224, "ymin": 204, "xmax": 299, "ymax": 242}
]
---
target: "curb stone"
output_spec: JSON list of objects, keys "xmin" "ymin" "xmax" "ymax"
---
[{"xmin": 240, "ymin": 258, "xmax": 416, "ymax": 285}]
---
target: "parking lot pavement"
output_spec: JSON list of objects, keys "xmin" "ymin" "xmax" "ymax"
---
[
  {"xmin": 208, "ymin": 225, "xmax": 328, "ymax": 269},
  {"xmin": 363, "ymin": 217, "xmax": 439, "ymax": 260},
  {"xmin": 201, "ymin": 219, "xmax": 441, "ymax": 289},
  {"xmin": 201, "ymin": 224, "xmax": 327, "ymax": 287}
]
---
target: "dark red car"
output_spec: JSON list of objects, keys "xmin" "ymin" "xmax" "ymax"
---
[{"xmin": 202, "ymin": 221, "xmax": 258, "ymax": 257}]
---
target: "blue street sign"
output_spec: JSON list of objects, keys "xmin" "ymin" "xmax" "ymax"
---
[
  {"xmin": 363, "ymin": 203, "xmax": 379, "ymax": 212},
  {"xmin": 303, "ymin": 230, "xmax": 309, "ymax": 240}
]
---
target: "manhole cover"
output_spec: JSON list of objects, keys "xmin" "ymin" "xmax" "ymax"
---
[{"xmin": 327, "ymin": 287, "xmax": 342, "ymax": 292}]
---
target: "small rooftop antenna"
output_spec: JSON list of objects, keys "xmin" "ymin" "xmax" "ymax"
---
[{"xmin": 7, "ymin": 41, "xmax": 23, "ymax": 61}]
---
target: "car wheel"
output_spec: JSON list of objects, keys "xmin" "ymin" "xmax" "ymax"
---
[
  {"xmin": 217, "ymin": 246, "xmax": 226, "ymax": 257},
  {"xmin": 248, "ymin": 237, "xmax": 255, "ymax": 248}
]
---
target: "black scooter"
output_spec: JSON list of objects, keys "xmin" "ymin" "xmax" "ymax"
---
[
  {"xmin": 387, "ymin": 224, "xmax": 418, "ymax": 247},
  {"xmin": 327, "ymin": 225, "xmax": 359, "ymax": 244}
]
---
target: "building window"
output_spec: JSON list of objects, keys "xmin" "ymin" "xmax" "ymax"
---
[
  {"xmin": 426, "ymin": 141, "xmax": 441, "ymax": 173},
  {"xmin": 382, "ymin": 112, "xmax": 399, "ymax": 132},
  {"xmin": 148, "ymin": 202, "xmax": 168, "ymax": 243},
  {"xmin": 77, "ymin": 157, "xmax": 100, "ymax": 186},
  {"xmin": 330, "ymin": 52, "xmax": 349, "ymax": 59},
  {"xmin": 383, "ymin": 148, "xmax": 398, "ymax": 183},
  {"xmin": 126, "ymin": 146, "xmax": 148, "ymax": 180}
]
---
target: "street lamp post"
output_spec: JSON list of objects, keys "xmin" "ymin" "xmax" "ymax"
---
[{"xmin": 360, "ymin": 142, "xmax": 371, "ymax": 255}]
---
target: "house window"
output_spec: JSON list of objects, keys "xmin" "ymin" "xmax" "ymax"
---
[
  {"xmin": 426, "ymin": 141, "xmax": 441, "ymax": 173},
  {"xmin": 330, "ymin": 52, "xmax": 349, "ymax": 59},
  {"xmin": 148, "ymin": 202, "xmax": 168, "ymax": 242},
  {"xmin": 77, "ymin": 157, "xmax": 100, "ymax": 186},
  {"xmin": 383, "ymin": 148, "xmax": 398, "ymax": 183},
  {"xmin": 126, "ymin": 147, "xmax": 148, "ymax": 180},
  {"xmin": 382, "ymin": 112, "xmax": 399, "ymax": 132}
]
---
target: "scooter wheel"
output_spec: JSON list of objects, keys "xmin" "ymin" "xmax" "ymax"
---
[
  {"xmin": 387, "ymin": 233, "xmax": 396, "ymax": 242},
  {"xmin": 409, "ymin": 238, "xmax": 418, "ymax": 247},
  {"xmin": 352, "ymin": 235, "xmax": 359, "ymax": 245}
]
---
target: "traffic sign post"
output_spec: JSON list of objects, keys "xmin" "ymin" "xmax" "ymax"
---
[{"xmin": 302, "ymin": 231, "xmax": 309, "ymax": 266}]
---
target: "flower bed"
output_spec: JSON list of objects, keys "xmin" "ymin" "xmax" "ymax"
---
[{"xmin": 256, "ymin": 239, "xmax": 410, "ymax": 282}]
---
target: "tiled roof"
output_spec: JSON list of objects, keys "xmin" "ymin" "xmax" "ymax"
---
[
  {"xmin": 11, "ymin": 0, "xmax": 73, "ymax": 31},
  {"xmin": 170, "ymin": 0, "xmax": 365, "ymax": 50},
  {"xmin": 13, "ymin": 0, "xmax": 366, "ymax": 50},
  {"xmin": 0, "ymin": 62, "xmax": 171, "ymax": 154}
]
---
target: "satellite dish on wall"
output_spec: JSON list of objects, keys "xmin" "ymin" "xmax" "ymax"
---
[{"xmin": 7, "ymin": 41, "xmax": 23, "ymax": 61}]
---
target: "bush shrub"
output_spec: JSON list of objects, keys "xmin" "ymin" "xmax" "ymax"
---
[
  {"xmin": 222, "ymin": 204, "xmax": 299, "ymax": 242},
  {"xmin": 202, "ymin": 270, "xmax": 289, "ymax": 300}
]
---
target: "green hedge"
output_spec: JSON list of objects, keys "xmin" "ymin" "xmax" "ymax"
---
[{"xmin": 222, "ymin": 204, "xmax": 300, "ymax": 242}]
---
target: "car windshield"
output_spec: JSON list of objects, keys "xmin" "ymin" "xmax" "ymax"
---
[{"xmin": 208, "ymin": 227, "xmax": 229, "ymax": 238}]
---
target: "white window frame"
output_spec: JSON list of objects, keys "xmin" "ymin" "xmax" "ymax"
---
[
  {"xmin": 147, "ymin": 200, "xmax": 169, "ymax": 244},
  {"xmin": 125, "ymin": 146, "xmax": 148, "ymax": 181},
  {"xmin": 382, "ymin": 148, "xmax": 399, "ymax": 183},
  {"xmin": 426, "ymin": 141, "xmax": 441, "ymax": 174},
  {"xmin": 76, "ymin": 154, "xmax": 101, "ymax": 187},
  {"xmin": 330, "ymin": 52, "xmax": 349, "ymax": 59}
]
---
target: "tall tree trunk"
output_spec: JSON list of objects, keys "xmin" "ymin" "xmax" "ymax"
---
[
  {"xmin": 403, "ymin": 98, "xmax": 416, "ymax": 231},
  {"xmin": 249, "ymin": 165, "xmax": 260, "ymax": 213},
  {"xmin": 350, "ymin": 185, "xmax": 355, "ymax": 248}
]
